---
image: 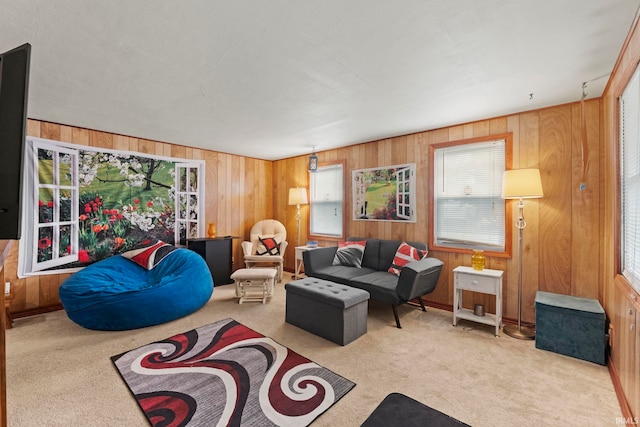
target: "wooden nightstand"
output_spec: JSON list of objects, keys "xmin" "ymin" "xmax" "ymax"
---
[{"xmin": 453, "ymin": 266, "xmax": 503, "ymax": 337}]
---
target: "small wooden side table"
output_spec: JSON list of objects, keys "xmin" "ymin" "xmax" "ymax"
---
[
  {"xmin": 453, "ymin": 266, "xmax": 503, "ymax": 337},
  {"xmin": 294, "ymin": 246, "xmax": 319, "ymax": 279}
]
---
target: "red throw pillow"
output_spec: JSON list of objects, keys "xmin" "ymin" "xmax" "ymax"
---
[
  {"xmin": 388, "ymin": 241, "xmax": 428, "ymax": 276},
  {"xmin": 257, "ymin": 236, "xmax": 281, "ymax": 255},
  {"xmin": 121, "ymin": 240, "xmax": 176, "ymax": 270}
]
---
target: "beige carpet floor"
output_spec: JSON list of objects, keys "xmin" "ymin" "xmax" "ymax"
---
[{"xmin": 6, "ymin": 273, "xmax": 622, "ymax": 426}]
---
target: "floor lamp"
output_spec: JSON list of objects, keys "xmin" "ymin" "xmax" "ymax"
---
[
  {"xmin": 288, "ymin": 187, "xmax": 308, "ymax": 248},
  {"xmin": 502, "ymin": 168, "xmax": 544, "ymax": 340}
]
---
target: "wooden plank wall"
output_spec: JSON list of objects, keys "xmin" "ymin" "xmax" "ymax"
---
[
  {"xmin": 3, "ymin": 119, "xmax": 273, "ymax": 313},
  {"xmin": 4, "ymin": 100, "xmax": 602, "ymax": 324},
  {"xmin": 274, "ymin": 99, "xmax": 602, "ymax": 323},
  {"xmin": 601, "ymin": 11, "xmax": 640, "ymax": 421}
]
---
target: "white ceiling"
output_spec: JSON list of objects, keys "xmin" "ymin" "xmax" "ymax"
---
[{"xmin": 1, "ymin": 1, "xmax": 639, "ymax": 160}]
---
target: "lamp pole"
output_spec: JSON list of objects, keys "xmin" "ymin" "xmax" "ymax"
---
[
  {"xmin": 503, "ymin": 198, "xmax": 535, "ymax": 340},
  {"xmin": 295, "ymin": 202, "xmax": 302, "ymax": 248}
]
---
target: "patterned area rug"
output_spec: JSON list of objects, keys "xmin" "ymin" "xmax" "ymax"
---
[{"xmin": 112, "ymin": 318, "xmax": 355, "ymax": 426}]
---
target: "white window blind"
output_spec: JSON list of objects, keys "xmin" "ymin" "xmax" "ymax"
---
[
  {"xmin": 433, "ymin": 139, "xmax": 506, "ymax": 250},
  {"xmin": 620, "ymin": 64, "xmax": 640, "ymax": 294},
  {"xmin": 310, "ymin": 163, "xmax": 343, "ymax": 238}
]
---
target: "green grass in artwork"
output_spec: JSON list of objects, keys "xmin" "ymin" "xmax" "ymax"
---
[{"xmin": 365, "ymin": 181, "xmax": 396, "ymax": 213}]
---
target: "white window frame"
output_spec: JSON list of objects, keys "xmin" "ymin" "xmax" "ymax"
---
[
  {"xmin": 619, "ymin": 63, "xmax": 640, "ymax": 295},
  {"xmin": 395, "ymin": 167, "xmax": 412, "ymax": 220},
  {"xmin": 429, "ymin": 134, "xmax": 511, "ymax": 256},
  {"xmin": 30, "ymin": 139, "xmax": 80, "ymax": 271},
  {"xmin": 174, "ymin": 163, "xmax": 204, "ymax": 245},
  {"xmin": 309, "ymin": 161, "xmax": 345, "ymax": 240}
]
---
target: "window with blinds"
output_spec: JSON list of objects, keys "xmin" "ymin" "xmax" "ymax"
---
[
  {"xmin": 620, "ymin": 64, "xmax": 640, "ymax": 295},
  {"xmin": 431, "ymin": 136, "xmax": 508, "ymax": 253},
  {"xmin": 309, "ymin": 162, "xmax": 344, "ymax": 239}
]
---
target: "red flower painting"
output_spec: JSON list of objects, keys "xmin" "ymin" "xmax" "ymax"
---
[{"xmin": 38, "ymin": 237, "xmax": 52, "ymax": 250}]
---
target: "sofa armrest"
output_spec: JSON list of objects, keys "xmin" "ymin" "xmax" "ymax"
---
[
  {"xmin": 302, "ymin": 246, "xmax": 338, "ymax": 276},
  {"xmin": 396, "ymin": 257, "xmax": 444, "ymax": 302}
]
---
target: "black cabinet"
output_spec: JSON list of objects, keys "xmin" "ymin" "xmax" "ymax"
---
[{"xmin": 187, "ymin": 237, "xmax": 237, "ymax": 286}]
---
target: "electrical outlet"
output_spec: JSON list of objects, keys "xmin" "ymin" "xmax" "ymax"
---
[
  {"xmin": 4, "ymin": 281, "xmax": 10, "ymax": 294},
  {"xmin": 608, "ymin": 325, "xmax": 614, "ymax": 347}
]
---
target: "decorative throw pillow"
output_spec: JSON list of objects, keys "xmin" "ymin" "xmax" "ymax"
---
[
  {"xmin": 121, "ymin": 240, "xmax": 177, "ymax": 270},
  {"xmin": 388, "ymin": 241, "xmax": 428, "ymax": 276},
  {"xmin": 256, "ymin": 236, "xmax": 281, "ymax": 255},
  {"xmin": 332, "ymin": 240, "xmax": 367, "ymax": 267}
]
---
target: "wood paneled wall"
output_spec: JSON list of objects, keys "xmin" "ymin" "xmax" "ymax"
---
[
  {"xmin": 3, "ymin": 119, "xmax": 273, "ymax": 313},
  {"xmin": 601, "ymin": 11, "xmax": 640, "ymax": 421},
  {"xmin": 274, "ymin": 99, "xmax": 602, "ymax": 323},
  {"xmin": 4, "ymin": 101, "xmax": 603, "ymax": 325}
]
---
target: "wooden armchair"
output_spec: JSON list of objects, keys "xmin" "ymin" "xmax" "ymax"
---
[{"xmin": 241, "ymin": 219, "xmax": 288, "ymax": 282}]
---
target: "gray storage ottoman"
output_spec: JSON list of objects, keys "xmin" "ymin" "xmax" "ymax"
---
[
  {"xmin": 285, "ymin": 278, "xmax": 369, "ymax": 345},
  {"xmin": 535, "ymin": 291, "xmax": 607, "ymax": 365}
]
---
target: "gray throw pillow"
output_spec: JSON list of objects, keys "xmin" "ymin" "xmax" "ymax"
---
[{"xmin": 332, "ymin": 240, "xmax": 366, "ymax": 267}]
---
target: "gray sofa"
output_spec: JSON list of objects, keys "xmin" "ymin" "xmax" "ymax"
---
[{"xmin": 302, "ymin": 237, "xmax": 444, "ymax": 328}]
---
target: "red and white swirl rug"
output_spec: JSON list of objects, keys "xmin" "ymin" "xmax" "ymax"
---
[{"xmin": 112, "ymin": 318, "xmax": 355, "ymax": 426}]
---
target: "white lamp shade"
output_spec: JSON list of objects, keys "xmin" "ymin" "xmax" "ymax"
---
[
  {"xmin": 502, "ymin": 168, "xmax": 544, "ymax": 199},
  {"xmin": 288, "ymin": 187, "xmax": 308, "ymax": 205}
]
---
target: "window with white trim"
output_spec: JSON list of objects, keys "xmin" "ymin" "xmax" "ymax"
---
[
  {"xmin": 32, "ymin": 141, "xmax": 80, "ymax": 271},
  {"xmin": 309, "ymin": 162, "xmax": 344, "ymax": 239},
  {"xmin": 620, "ymin": 64, "xmax": 640, "ymax": 295},
  {"xmin": 175, "ymin": 163, "xmax": 204, "ymax": 245},
  {"xmin": 430, "ymin": 135, "xmax": 509, "ymax": 253},
  {"xmin": 395, "ymin": 167, "xmax": 412, "ymax": 220}
]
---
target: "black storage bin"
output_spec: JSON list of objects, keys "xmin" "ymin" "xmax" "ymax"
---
[{"xmin": 535, "ymin": 291, "xmax": 607, "ymax": 365}]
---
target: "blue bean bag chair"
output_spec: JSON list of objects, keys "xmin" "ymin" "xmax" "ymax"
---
[{"xmin": 59, "ymin": 245, "xmax": 214, "ymax": 331}]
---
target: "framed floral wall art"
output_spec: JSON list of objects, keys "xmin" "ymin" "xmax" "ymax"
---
[
  {"xmin": 19, "ymin": 136, "xmax": 205, "ymax": 276},
  {"xmin": 352, "ymin": 163, "xmax": 416, "ymax": 222}
]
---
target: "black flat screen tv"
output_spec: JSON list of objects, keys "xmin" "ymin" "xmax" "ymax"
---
[{"xmin": 0, "ymin": 43, "xmax": 31, "ymax": 240}]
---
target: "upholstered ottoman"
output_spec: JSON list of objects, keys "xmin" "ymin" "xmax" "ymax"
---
[
  {"xmin": 535, "ymin": 291, "xmax": 607, "ymax": 365},
  {"xmin": 231, "ymin": 268, "xmax": 277, "ymax": 304},
  {"xmin": 285, "ymin": 278, "xmax": 369, "ymax": 345}
]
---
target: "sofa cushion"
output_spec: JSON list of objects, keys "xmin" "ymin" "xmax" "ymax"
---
[
  {"xmin": 310, "ymin": 265, "xmax": 378, "ymax": 286},
  {"xmin": 349, "ymin": 237, "xmax": 380, "ymax": 270},
  {"xmin": 333, "ymin": 240, "xmax": 367, "ymax": 267},
  {"xmin": 349, "ymin": 271, "xmax": 402, "ymax": 305},
  {"xmin": 388, "ymin": 241, "xmax": 428, "ymax": 276}
]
